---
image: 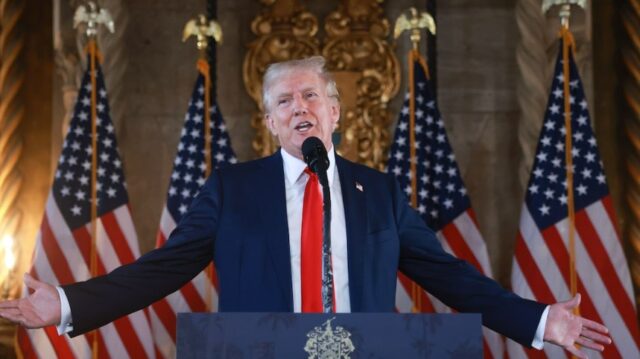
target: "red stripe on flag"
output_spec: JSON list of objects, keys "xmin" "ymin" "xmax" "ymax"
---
[
  {"xmin": 152, "ymin": 299, "xmax": 177, "ymax": 342},
  {"xmin": 16, "ymin": 327, "xmax": 37, "ymax": 359},
  {"xmin": 513, "ymin": 232, "xmax": 556, "ymax": 303},
  {"xmin": 601, "ymin": 196, "xmax": 621, "ymax": 239},
  {"xmin": 44, "ymin": 326, "xmax": 75, "ymax": 358},
  {"xmin": 41, "ymin": 217, "xmax": 75, "ymax": 285},
  {"xmin": 72, "ymin": 225, "xmax": 92, "ymax": 268},
  {"xmin": 441, "ymin": 221, "xmax": 484, "ymax": 273},
  {"xmin": 101, "ymin": 211, "xmax": 136, "ymax": 264},
  {"xmin": 522, "ymin": 346, "xmax": 548, "ymax": 359},
  {"xmin": 483, "ymin": 340, "xmax": 493, "ymax": 359},
  {"xmin": 155, "ymin": 346, "xmax": 164, "ymax": 359},
  {"xmin": 156, "ymin": 230, "xmax": 167, "ymax": 248},
  {"xmin": 180, "ymin": 281, "xmax": 207, "ymax": 312},
  {"xmin": 112, "ymin": 316, "xmax": 149, "ymax": 359},
  {"xmin": 575, "ymin": 209, "xmax": 640, "ymax": 345}
]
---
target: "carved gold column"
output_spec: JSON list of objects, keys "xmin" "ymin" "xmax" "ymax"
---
[
  {"xmin": 0, "ymin": 0, "xmax": 24, "ymax": 249},
  {"xmin": 243, "ymin": 0, "xmax": 320, "ymax": 157},
  {"xmin": 323, "ymin": 0, "xmax": 400, "ymax": 170},
  {"xmin": 622, "ymin": 0, "xmax": 640, "ymax": 304}
]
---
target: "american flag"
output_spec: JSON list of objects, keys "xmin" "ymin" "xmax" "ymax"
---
[
  {"xmin": 388, "ymin": 53, "xmax": 505, "ymax": 359},
  {"xmin": 508, "ymin": 40, "xmax": 640, "ymax": 358},
  {"xmin": 149, "ymin": 69, "xmax": 236, "ymax": 359},
  {"xmin": 16, "ymin": 55, "xmax": 155, "ymax": 358}
]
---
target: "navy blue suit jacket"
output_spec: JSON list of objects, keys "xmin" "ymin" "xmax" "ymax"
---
[{"xmin": 63, "ymin": 151, "xmax": 546, "ymax": 346}]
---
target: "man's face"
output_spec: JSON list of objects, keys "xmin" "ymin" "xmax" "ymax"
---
[{"xmin": 265, "ymin": 70, "xmax": 340, "ymax": 159}]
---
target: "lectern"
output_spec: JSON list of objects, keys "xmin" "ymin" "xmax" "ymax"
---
[{"xmin": 176, "ymin": 312, "xmax": 482, "ymax": 358}]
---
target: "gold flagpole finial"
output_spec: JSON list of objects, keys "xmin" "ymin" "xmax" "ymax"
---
[
  {"xmin": 182, "ymin": 14, "xmax": 223, "ymax": 52},
  {"xmin": 73, "ymin": 1, "xmax": 115, "ymax": 38},
  {"xmin": 394, "ymin": 7, "xmax": 436, "ymax": 51},
  {"xmin": 542, "ymin": 0, "xmax": 586, "ymax": 28}
]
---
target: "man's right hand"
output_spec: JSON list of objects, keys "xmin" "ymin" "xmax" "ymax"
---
[{"xmin": 0, "ymin": 273, "xmax": 61, "ymax": 328}]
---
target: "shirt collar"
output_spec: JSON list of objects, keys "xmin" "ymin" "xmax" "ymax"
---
[{"xmin": 281, "ymin": 145, "xmax": 336, "ymax": 187}]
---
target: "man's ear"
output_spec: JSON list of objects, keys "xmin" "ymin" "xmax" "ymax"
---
[
  {"xmin": 265, "ymin": 114, "xmax": 277, "ymax": 135},
  {"xmin": 331, "ymin": 103, "xmax": 341, "ymax": 128}
]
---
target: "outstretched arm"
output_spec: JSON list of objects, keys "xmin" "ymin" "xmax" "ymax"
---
[
  {"xmin": 0, "ymin": 274, "xmax": 61, "ymax": 328},
  {"xmin": 544, "ymin": 294, "xmax": 611, "ymax": 358}
]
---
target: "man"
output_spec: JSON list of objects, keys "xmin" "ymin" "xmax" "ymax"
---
[{"xmin": 0, "ymin": 56, "xmax": 610, "ymax": 358}]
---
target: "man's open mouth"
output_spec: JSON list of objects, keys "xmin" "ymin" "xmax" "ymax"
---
[{"xmin": 295, "ymin": 121, "xmax": 313, "ymax": 132}]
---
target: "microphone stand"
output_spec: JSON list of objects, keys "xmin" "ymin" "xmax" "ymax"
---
[{"xmin": 317, "ymin": 170, "xmax": 333, "ymax": 313}]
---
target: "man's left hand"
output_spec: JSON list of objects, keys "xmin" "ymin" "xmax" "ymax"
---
[{"xmin": 544, "ymin": 293, "xmax": 611, "ymax": 358}]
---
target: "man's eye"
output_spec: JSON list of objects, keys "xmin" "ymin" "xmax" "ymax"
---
[{"xmin": 278, "ymin": 98, "xmax": 290, "ymax": 105}]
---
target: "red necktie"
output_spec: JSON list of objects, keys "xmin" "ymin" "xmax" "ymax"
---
[{"xmin": 301, "ymin": 168, "xmax": 323, "ymax": 312}]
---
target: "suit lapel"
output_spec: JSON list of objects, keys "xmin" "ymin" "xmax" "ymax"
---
[
  {"xmin": 336, "ymin": 155, "xmax": 367, "ymax": 312},
  {"xmin": 259, "ymin": 151, "xmax": 294, "ymax": 310}
]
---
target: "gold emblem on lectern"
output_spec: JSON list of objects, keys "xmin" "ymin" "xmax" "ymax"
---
[{"xmin": 304, "ymin": 318, "xmax": 355, "ymax": 359}]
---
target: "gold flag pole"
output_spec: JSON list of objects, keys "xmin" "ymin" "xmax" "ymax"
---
[
  {"xmin": 182, "ymin": 14, "xmax": 222, "ymax": 312},
  {"xmin": 542, "ymin": 1, "xmax": 585, "ymax": 319},
  {"xmin": 73, "ymin": 2, "xmax": 114, "ymax": 358},
  {"xmin": 394, "ymin": 7, "xmax": 436, "ymax": 313}
]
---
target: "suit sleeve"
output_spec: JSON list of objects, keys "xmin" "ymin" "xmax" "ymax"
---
[
  {"xmin": 62, "ymin": 172, "xmax": 222, "ymax": 337},
  {"xmin": 391, "ymin": 175, "xmax": 547, "ymax": 347}
]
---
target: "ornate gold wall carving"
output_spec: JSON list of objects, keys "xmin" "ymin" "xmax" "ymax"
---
[
  {"xmin": 243, "ymin": 0, "xmax": 320, "ymax": 157},
  {"xmin": 322, "ymin": 0, "xmax": 399, "ymax": 169},
  {"xmin": 0, "ymin": 0, "xmax": 24, "ymax": 248},
  {"xmin": 243, "ymin": 0, "xmax": 400, "ymax": 169},
  {"xmin": 622, "ymin": 0, "xmax": 640, "ymax": 305}
]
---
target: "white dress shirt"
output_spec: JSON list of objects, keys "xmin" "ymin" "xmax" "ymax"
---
[{"xmin": 281, "ymin": 146, "xmax": 350, "ymax": 312}]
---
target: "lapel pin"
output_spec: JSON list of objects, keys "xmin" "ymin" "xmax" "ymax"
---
[{"xmin": 355, "ymin": 182, "xmax": 363, "ymax": 192}]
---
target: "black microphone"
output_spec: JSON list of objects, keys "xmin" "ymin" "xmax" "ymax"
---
[
  {"xmin": 302, "ymin": 136, "xmax": 330, "ymax": 175},
  {"xmin": 301, "ymin": 136, "xmax": 334, "ymax": 312}
]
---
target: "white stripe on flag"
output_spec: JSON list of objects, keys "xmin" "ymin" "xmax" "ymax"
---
[
  {"xmin": 395, "ymin": 278, "xmax": 413, "ymax": 312},
  {"xmin": 585, "ymin": 202, "xmax": 635, "ymax": 301},
  {"xmin": 100, "ymin": 322, "xmax": 129, "ymax": 359},
  {"xmin": 453, "ymin": 212, "xmax": 493, "ymax": 276},
  {"xmin": 150, "ymin": 309, "xmax": 175, "ymax": 359},
  {"xmin": 159, "ymin": 207, "xmax": 177, "ymax": 242},
  {"xmin": 519, "ymin": 206, "xmax": 570, "ymax": 300},
  {"xmin": 26, "ymin": 329, "xmax": 56, "ymax": 358},
  {"xmin": 114, "ymin": 205, "xmax": 142, "ymax": 256},
  {"xmin": 46, "ymin": 198, "xmax": 91, "ymax": 280},
  {"xmin": 128, "ymin": 310, "xmax": 155, "ymax": 358}
]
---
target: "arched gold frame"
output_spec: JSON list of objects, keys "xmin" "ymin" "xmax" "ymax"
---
[{"xmin": 243, "ymin": 0, "xmax": 400, "ymax": 170}]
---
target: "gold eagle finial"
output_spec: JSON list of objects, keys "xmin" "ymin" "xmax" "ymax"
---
[
  {"xmin": 542, "ymin": 0, "xmax": 586, "ymax": 27},
  {"xmin": 182, "ymin": 14, "xmax": 223, "ymax": 51},
  {"xmin": 394, "ymin": 7, "xmax": 436, "ymax": 50},
  {"xmin": 73, "ymin": 1, "xmax": 115, "ymax": 37}
]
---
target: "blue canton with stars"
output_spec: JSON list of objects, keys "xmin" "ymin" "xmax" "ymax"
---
[
  {"xmin": 387, "ymin": 58, "xmax": 471, "ymax": 232},
  {"xmin": 525, "ymin": 41, "xmax": 609, "ymax": 230},
  {"xmin": 53, "ymin": 57, "xmax": 129, "ymax": 229},
  {"xmin": 166, "ymin": 74, "xmax": 237, "ymax": 221}
]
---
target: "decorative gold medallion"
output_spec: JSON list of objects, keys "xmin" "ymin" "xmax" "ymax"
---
[{"xmin": 304, "ymin": 318, "xmax": 355, "ymax": 359}]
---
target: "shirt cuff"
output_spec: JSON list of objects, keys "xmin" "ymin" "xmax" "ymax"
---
[
  {"xmin": 531, "ymin": 305, "xmax": 550, "ymax": 349},
  {"xmin": 55, "ymin": 286, "xmax": 74, "ymax": 335}
]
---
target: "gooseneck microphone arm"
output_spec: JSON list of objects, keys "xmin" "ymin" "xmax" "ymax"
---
[{"xmin": 301, "ymin": 137, "xmax": 334, "ymax": 313}]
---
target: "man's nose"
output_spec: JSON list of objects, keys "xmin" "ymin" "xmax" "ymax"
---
[{"xmin": 292, "ymin": 95, "xmax": 308, "ymax": 116}]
